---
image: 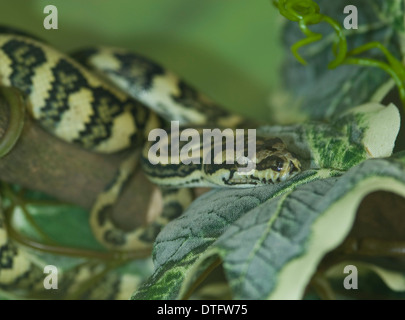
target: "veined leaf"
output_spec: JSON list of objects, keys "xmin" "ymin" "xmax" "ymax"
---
[
  {"xmin": 143, "ymin": 153, "xmax": 405, "ymax": 300},
  {"xmin": 271, "ymin": 0, "xmax": 404, "ymax": 122},
  {"xmin": 259, "ymin": 102, "xmax": 400, "ymax": 169},
  {"xmin": 132, "ymin": 169, "xmax": 333, "ymax": 300},
  {"xmin": 326, "ymin": 261, "xmax": 405, "ymax": 293},
  {"xmin": 132, "ymin": 103, "xmax": 401, "ymax": 300},
  {"xmin": 1, "ymin": 192, "xmax": 154, "ymax": 300}
]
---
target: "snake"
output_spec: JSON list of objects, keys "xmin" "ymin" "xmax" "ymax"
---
[{"xmin": 0, "ymin": 26, "xmax": 301, "ymax": 298}]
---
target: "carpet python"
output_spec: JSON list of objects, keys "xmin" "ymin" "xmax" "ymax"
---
[{"xmin": 0, "ymin": 26, "xmax": 301, "ymax": 298}]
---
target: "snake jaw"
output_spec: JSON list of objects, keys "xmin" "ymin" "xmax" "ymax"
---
[
  {"xmin": 210, "ymin": 154, "xmax": 301, "ymax": 187},
  {"xmin": 203, "ymin": 137, "xmax": 302, "ymax": 187}
]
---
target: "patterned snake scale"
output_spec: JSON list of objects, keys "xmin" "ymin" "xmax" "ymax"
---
[{"xmin": 0, "ymin": 26, "xmax": 301, "ymax": 298}]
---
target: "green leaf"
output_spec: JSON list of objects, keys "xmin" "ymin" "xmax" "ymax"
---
[
  {"xmin": 12, "ymin": 203, "xmax": 105, "ymax": 252},
  {"xmin": 1, "ymin": 190, "xmax": 154, "ymax": 299},
  {"xmin": 258, "ymin": 102, "xmax": 400, "ymax": 170},
  {"xmin": 326, "ymin": 261, "xmax": 405, "ymax": 293},
  {"xmin": 132, "ymin": 105, "xmax": 402, "ymax": 300},
  {"xmin": 271, "ymin": 0, "xmax": 404, "ymax": 122},
  {"xmin": 131, "ymin": 170, "xmax": 329, "ymax": 300},
  {"xmin": 189, "ymin": 154, "xmax": 405, "ymax": 299}
]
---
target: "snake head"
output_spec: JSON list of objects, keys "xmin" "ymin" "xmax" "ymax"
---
[
  {"xmin": 251, "ymin": 147, "xmax": 301, "ymax": 184},
  {"xmin": 203, "ymin": 137, "xmax": 301, "ymax": 187},
  {"xmin": 255, "ymin": 137, "xmax": 301, "ymax": 181}
]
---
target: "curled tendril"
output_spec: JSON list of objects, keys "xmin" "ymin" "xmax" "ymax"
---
[
  {"xmin": 273, "ymin": 0, "xmax": 347, "ymax": 68},
  {"xmin": 273, "ymin": 0, "xmax": 405, "ymax": 108}
]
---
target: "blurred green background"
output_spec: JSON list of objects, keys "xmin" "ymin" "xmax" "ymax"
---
[{"xmin": 0, "ymin": 0, "xmax": 283, "ymax": 121}]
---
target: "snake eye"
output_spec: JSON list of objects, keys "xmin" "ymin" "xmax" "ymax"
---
[
  {"xmin": 257, "ymin": 155, "xmax": 285, "ymax": 172},
  {"xmin": 269, "ymin": 156, "xmax": 284, "ymax": 172}
]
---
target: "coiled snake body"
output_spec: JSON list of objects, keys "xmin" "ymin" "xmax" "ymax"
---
[{"xmin": 0, "ymin": 27, "xmax": 301, "ymax": 298}]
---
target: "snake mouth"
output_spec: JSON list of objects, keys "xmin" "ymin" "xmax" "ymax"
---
[
  {"xmin": 223, "ymin": 170, "xmax": 283, "ymax": 186},
  {"xmin": 204, "ymin": 148, "xmax": 302, "ymax": 187},
  {"xmin": 222, "ymin": 163, "xmax": 300, "ymax": 186}
]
